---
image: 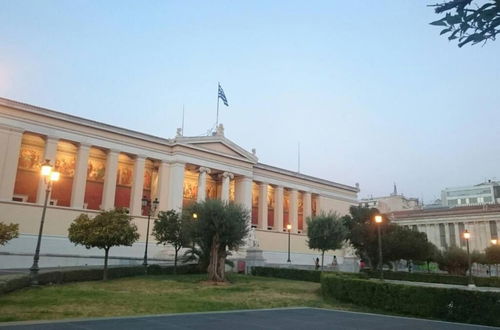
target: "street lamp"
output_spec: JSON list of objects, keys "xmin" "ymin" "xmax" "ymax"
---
[
  {"xmin": 142, "ymin": 196, "xmax": 159, "ymax": 272},
  {"xmin": 374, "ymin": 215, "xmax": 383, "ymax": 280},
  {"xmin": 491, "ymin": 239, "xmax": 498, "ymax": 245},
  {"xmin": 463, "ymin": 230, "xmax": 474, "ymax": 287},
  {"xmin": 286, "ymin": 224, "xmax": 292, "ymax": 263},
  {"xmin": 30, "ymin": 159, "xmax": 60, "ymax": 285}
]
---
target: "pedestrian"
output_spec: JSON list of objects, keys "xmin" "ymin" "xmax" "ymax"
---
[
  {"xmin": 315, "ymin": 257, "xmax": 320, "ymax": 270},
  {"xmin": 359, "ymin": 259, "xmax": 365, "ymax": 271},
  {"xmin": 332, "ymin": 255, "xmax": 338, "ymax": 269}
]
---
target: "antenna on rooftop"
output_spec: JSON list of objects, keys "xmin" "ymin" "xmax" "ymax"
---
[
  {"xmin": 181, "ymin": 104, "xmax": 185, "ymax": 136},
  {"xmin": 297, "ymin": 142, "xmax": 301, "ymax": 173}
]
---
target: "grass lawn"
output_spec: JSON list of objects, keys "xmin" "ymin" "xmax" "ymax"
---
[{"xmin": 0, "ymin": 274, "xmax": 355, "ymax": 322}]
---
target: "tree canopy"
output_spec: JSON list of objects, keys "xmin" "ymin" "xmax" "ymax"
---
[
  {"xmin": 437, "ymin": 246, "xmax": 469, "ymax": 275},
  {"xmin": 0, "ymin": 222, "xmax": 19, "ymax": 246},
  {"xmin": 485, "ymin": 245, "xmax": 500, "ymax": 264},
  {"xmin": 342, "ymin": 206, "xmax": 436, "ymax": 269},
  {"xmin": 186, "ymin": 199, "xmax": 249, "ymax": 282},
  {"xmin": 153, "ymin": 209, "xmax": 191, "ymax": 273},
  {"xmin": 430, "ymin": 0, "xmax": 500, "ymax": 47},
  {"xmin": 307, "ymin": 212, "xmax": 347, "ymax": 269},
  {"xmin": 68, "ymin": 209, "xmax": 139, "ymax": 280}
]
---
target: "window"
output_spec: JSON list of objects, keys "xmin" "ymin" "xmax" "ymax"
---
[
  {"xmin": 469, "ymin": 197, "xmax": 478, "ymax": 204},
  {"xmin": 484, "ymin": 196, "xmax": 493, "ymax": 203},
  {"xmin": 412, "ymin": 225, "xmax": 418, "ymax": 231},
  {"xmin": 448, "ymin": 199, "xmax": 458, "ymax": 206},
  {"xmin": 459, "ymin": 198, "xmax": 467, "ymax": 205}
]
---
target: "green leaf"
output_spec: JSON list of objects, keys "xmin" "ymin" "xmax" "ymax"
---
[{"xmin": 430, "ymin": 18, "xmax": 448, "ymax": 26}]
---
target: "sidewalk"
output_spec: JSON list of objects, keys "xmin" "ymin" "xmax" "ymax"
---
[{"xmin": 384, "ymin": 279, "xmax": 500, "ymax": 292}]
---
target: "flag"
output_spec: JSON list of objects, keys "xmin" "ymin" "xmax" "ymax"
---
[{"xmin": 218, "ymin": 83, "xmax": 229, "ymax": 107}]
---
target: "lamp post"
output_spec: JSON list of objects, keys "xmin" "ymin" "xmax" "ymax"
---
[
  {"xmin": 463, "ymin": 230, "xmax": 474, "ymax": 287},
  {"xmin": 286, "ymin": 224, "xmax": 292, "ymax": 263},
  {"xmin": 491, "ymin": 238, "xmax": 498, "ymax": 277},
  {"xmin": 374, "ymin": 215, "xmax": 383, "ymax": 280},
  {"xmin": 142, "ymin": 196, "xmax": 159, "ymax": 272},
  {"xmin": 30, "ymin": 159, "xmax": 60, "ymax": 285}
]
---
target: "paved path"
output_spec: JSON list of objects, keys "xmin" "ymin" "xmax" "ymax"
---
[
  {"xmin": 385, "ymin": 279, "xmax": 500, "ymax": 292},
  {"xmin": 0, "ymin": 308, "xmax": 495, "ymax": 330}
]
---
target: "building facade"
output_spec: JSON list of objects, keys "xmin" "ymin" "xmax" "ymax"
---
[
  {"xmin": 359, "ymin": 185, "xmax": 420, "ymax": 213},
  {"xmin": 391, "ymin": 205, "xmax": 500, "ymax": 252},
  {"xmin": 441, "ymin": 181, "xmax": 500, "ymax": 208},
  {"xmin": 0, "ymin": 97, "xmax": 359, "ymax": 269}
]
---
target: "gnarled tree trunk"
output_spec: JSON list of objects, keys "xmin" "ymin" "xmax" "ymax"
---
[{"xmin": 207, "ymin": 234, "xmax": 224, "ymax": 282}]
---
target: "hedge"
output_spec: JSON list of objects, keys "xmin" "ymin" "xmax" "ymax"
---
[
  {"xmin": 321, "ymin": 274, "xmax": 500, "ymax": 327},
  {"xmin": 362, "ymin": 270, "xmax": 500, "ymax": 287},
  {"xmin": 251, "ymin": 266, "xmax": 368, "ymax": 283},
  {"xmin": 0, "ymin": 264, "xmax": 200, "ymax": 295}
]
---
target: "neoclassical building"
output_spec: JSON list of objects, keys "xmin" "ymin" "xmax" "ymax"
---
[
  {"xmin": 0, "ymin": 97, "xmax": 359, "ymax": 269},
  {"xmin": 392, "ymin": 205, "xmax": 500, "ymax": 253}
]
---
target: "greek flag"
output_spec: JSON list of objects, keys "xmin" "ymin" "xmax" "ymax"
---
[{"xmin": 218, "ymin": 83, "xmax": 229, "ymax": 107}]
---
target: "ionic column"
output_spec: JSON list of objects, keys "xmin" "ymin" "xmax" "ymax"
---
[
  {"xmin": 0, "ymin": 128, "xmax": 23, "ymax": 201},
  {"xmin": 220, "ymin": 171, "xmax": 234, "ymax": 202},
  {"xmin": 36, "ymin": 137, "xmax": 59, "ymax": 204},
  {"xmin": 274, "ymin": 186, "xmax": 284, "ymax": 232},
  {"xmin": 197, "ymin": 167, "xmax": 211, "ymax": 202},
  {"xmin": 156, "ymin": 160, "xmax": 170, "ymax": 211},
  {"xmin": 129, "ymin": 156, "xmax": 146, "ymax": 216},
  {"xmin": 101, "ymin": 149, "xmax": 119, "ymax": 210},
  {"xmin": 258, "ymin": 183, "xmax": 268, "ymax": 230},
  {"xmin": 444, "ymin": 223, "xmax": 450, "ymax": 249},
  {"xmin": 455, "ymin": 223, "xmax": 462, "ymax": 247},
  {"xmin": 235, "ymin": 176, "xmax": 252, "ymax": 212},
  {"xmin": 70, "ymin": 143, "xmax": 90, "ymax": 209},
  {"xmin": 303, "ymin": 192, "xmax": 312, "ymax": 233},
  {"xmin": 167, "ymin": 162, "xmax": 185, "ymax": 211},
  {"xmin": 290, "ymin": 189, "xmax": 298, "ymax": 234}
]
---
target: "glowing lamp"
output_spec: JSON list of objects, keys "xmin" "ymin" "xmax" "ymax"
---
[
  {"xmin": 286, "ymin": 224, "xmax": 292, "ymax": 231},
  {"xmin": 41, "ymin": 159, "xmax": 52, "ymax": 177},
  {"xmin": 463, "ymin": 230, "xmax": 470, "ymax": 240},
  {"xmin": 49, "ymin": 171, "xmax": 60, "ymax": 182},
  {"xmin": 374, "ymin": 215, "xmax": 383, "ymax": 224}
]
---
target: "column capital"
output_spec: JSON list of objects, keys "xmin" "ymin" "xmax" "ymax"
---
[
  {"xmin": 45, "ymin": 135, "xmax": 59, "ymax": 142},
  {"xmin": 107, "ymin": 148, "xmax": 120, "ymax": 155},
  {"xmin": 134, "ymin": 154, "xmax": 148, "ymax": 161},
  {"xmin": 220, "ymin": 171, "xmax": 234, "ymax": 180},
  {"xmin": 77, "ymin": 142, "xmax": 92, "ymax": 150},
  {"xmin": 198, "ymin": 166, "xmax": 211, "ymax": 174}
]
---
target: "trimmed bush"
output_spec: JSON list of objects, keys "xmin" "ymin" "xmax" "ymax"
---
[
  {"xmin": 0, "ymin": 274, "xmax": 30, "ymax": 294},
  {"xmin": 321, "ymin": 274, "xmax": 500, "ymax": 326},
  {"xmin": 251, "ymin": 266, "xmax": 367, "ymax": 283},
  {"xmin": 0, "ymin": 264, "xmax": 201, "ymax": 295}
]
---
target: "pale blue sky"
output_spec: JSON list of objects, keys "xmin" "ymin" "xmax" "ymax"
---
[{"xmin": 1, "ymin": 1, "xmax": 499, "ymax": 202}]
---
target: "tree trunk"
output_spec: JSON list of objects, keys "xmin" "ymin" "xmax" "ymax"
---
[
  {"xmin": 103, "ymin": 247, "xmax": 110, "ymax": 281},
  {"xmin": 321, "ymin": 251, "xmax": 325, "ymax": 270},
  {"xmin": 216, "ymin": 248, "xmax": 227, "ymax": 281},
  {"xmin": 174, "ymin": 246, "xmax": 179, "ymax": 275},
  {"xmin": 208, "ymin": 235, "xmax": 223, "ymax": 282},
  {"xmin": 427, "ymin": 261, "xmax": 430, "ymax": 273}
]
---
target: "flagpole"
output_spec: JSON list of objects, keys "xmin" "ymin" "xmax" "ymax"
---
[
  {"xmin": 216, "ymin": 82, "xmax": 220, "ymax": 128},
  {"xmin": 181, "ymin": 104, "xmax": 185, "ymax": 135}
]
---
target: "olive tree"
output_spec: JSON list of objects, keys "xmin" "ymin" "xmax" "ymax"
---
[
  {"xmin": 186, "ymin": 199, "xmax": 249, "ymax": 282},
  {"xmin": 306, "ymin": 212, "xmax": 347, "ymax": 269},
  {"xmin": 430, "ymin": 1, "xmax": 500, "ymax": 47},
  {"xmin": 68, "ymin": 209, "xmax": 139, "ymax": 280},
  {"xmin": 0, "ymin": 222, "xmax": 19, "ymax": 246}
]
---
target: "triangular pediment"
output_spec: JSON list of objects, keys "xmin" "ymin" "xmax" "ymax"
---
[{"xmin": 173, "ymin": 135, "xmax": 258, "ymax": 163}]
